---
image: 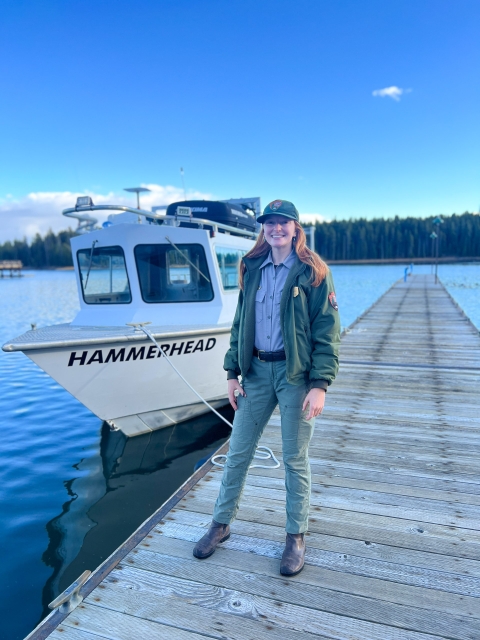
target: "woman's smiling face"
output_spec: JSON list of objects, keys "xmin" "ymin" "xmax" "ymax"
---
[{"xmin": 263, "ymin": 215, "xmax": 296, "ymax": 249}]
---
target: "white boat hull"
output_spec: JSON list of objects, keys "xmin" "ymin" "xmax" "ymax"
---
[
  {"xmin": 3, "ymin": 207, "xmax": 258, "ymax": 436},
  {"xmin": 26, "ymin": 329, "xmax": 232, "ymax": 437}
]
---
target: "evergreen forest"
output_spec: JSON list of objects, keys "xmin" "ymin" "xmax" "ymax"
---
[
  {"xmin": 313, "ymin": 212, "xmax": 479, "ymax": 261},
  {"xmin": 0, "ymin": 229, "xmax": 75, "ymax": 268},
  {"xmin": 0, "ymin": 212, "xmax": 478, "ymax": 267}
]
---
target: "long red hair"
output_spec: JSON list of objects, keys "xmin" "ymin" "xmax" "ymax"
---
[{"xmin": 239, "ymin": 222, "xmax": 328, "ymax": 289}]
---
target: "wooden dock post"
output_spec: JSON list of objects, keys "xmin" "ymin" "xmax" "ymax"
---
[{"xmin": 27, "ymin": 274, "xmax": 480, "ymax": 640}]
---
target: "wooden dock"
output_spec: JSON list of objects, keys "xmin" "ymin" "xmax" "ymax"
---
[
  {"xmin": 30, "ymin": 274, "xmax": 480, "ymax": 640},
  {"xmin": 0, "ymin": 260, "xmax": 23, "ymax": 277}
]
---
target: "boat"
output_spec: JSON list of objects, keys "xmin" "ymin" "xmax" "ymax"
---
[{"xmin": 2, "ymin": 194, "xmax": 260, "ymax": 436}]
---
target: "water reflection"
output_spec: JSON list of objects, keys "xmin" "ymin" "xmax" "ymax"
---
[{"xmin": 40, "ymin": 408, "xmax": 232, "ymax": 619}]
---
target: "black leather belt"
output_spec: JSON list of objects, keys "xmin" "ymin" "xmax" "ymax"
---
[{"xmin": 253, "ymin": 347, "xmax": 286, "ymax": 362}]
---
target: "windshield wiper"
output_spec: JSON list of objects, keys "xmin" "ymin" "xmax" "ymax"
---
[
  {"xmin": 165, "ymin": 236, "xmax": 210, "ymax": 283},
  {"xmin": 84, "ymin": 240, "xmax": 98, "ymax": 289}
]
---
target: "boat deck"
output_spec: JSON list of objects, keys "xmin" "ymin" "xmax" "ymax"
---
[
  {"xmin": 2, "ymin": 322, "xmax": 230, "ymax": 352},
  {"xmin": 31, "ymin": 274, "xmax": 480, "ymax": 640}
]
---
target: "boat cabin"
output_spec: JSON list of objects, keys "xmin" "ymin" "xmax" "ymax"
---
[{"xmin": 67, "ymin": 198, "xmax": 260, "ymax": 328}]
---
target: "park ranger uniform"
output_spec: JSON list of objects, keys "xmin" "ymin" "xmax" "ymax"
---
[
  {"xmin": 216, "ymin": 249, "xmax": 340, "ymax": 533},
  {"xmin": 193, "ymin": 198, "xmax": 340, "ymax": 575}
]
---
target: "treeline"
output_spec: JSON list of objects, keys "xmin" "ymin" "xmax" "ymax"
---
[
  {"xmin": 1, "ymin": 212, "xmax": 479, "ymax": 267},
  {"xmin": 313, "ymin": 212, "xmax": 479, "ymax": 261},
  {"xmin": 0, "ymin": 229, "xmax": 75, "ymax": 268}
]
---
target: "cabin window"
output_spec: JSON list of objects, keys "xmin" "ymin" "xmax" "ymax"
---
[
  {"xmin": 215, "ymin": 247, "xmax": 247, "ymax": 290},
  {"xmin": 135, "ymin": 243, "xmax": 214, "ymax": 303},
  {"xmin": 77, "ymin": 245, "xmax": 131, "ymax": 304}
]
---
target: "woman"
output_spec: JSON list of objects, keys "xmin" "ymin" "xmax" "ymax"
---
[{"xmin": 193, "ymin": 199, "xmax": 340, "ymax": 576}]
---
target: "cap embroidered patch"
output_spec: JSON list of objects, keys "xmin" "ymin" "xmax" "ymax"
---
[
  {"xmin": 328, "ymin": 292, "xmax": 338, "ymax": 311},
  {"xmin": 270, "ymin": 200, "xmax": 283, "ymax": 210}
]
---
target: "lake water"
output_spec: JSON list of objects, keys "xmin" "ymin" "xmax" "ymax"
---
[{"xmin": 0, "ymin": 263, "xmax": 478, "ymax": 640}]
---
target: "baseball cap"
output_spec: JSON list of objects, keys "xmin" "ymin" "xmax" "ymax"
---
[{"xmin": 257, "ymin": 199, "xmax": 300, "ymax": 224}]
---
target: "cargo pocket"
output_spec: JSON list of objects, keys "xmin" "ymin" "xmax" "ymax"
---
[
  {"xmin": 232, "ymin": 394, "xmax": 258, "ymax": 435},
  {"xmin": 280, "ymin": 401, "xmax": 314, "ymax": 452},
  {"xmin": 255, "ymin": 290, "xmax": 265, "ymax": 323},
  {"xmin": 232, "ymin": 393, "xmax": 247, "ymax": 430}
]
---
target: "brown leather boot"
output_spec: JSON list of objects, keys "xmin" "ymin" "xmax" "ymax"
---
[
  {"xmin": 280, "ymin": 533, "xmax": 306, "ymax": 576},
  {"xmin": 193, "ymin": 520, "xmax": 231, "ymax": 559}
]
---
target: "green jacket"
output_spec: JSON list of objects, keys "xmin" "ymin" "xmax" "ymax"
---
[{"xmin": 224, "ymin": 254, "xmax": 341, "ymax": 389}]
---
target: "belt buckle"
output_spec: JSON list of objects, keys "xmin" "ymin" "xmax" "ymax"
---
[{"xmin": 257, "ymin": 350, "xmax": 266, "ymax": 362}]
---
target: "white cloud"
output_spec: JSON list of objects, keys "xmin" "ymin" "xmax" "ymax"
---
[
  {"xmin": 372, "ymin": 86, "xmax": 411, "ymax": 101},
  {"xmin": 300, "ymin": 213, "xmax": 330, "ymax": 225},
  {"xmin": 0, "ymin": 184, "xmax": 213, "ymax": 243}
]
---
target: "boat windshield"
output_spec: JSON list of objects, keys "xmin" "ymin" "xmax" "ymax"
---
[
  {"xmin": 77, "ymin": 245, "xmax": 131, "ymax": 304},
  {"xmin": 135, "ymin": 243, "xmax": 214, "ymax": 303}
]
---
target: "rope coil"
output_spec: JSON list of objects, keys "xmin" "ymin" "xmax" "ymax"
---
[{"xmin": 212, "ymin": 445, "xmax": 280, "ymax": 469}]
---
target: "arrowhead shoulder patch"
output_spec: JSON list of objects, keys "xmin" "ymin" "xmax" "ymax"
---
[{"xmin": 328, "ymin": 292, "xmax": 338, "ymax": 311}]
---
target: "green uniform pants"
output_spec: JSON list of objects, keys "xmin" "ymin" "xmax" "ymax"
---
[{"xmin": 213, "ymin": 357, "xmax": 315, "ymax": 533}]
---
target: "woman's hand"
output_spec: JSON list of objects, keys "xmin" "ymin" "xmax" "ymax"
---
[
  {"xmin": 228, "ymin": 378, "xmax": 246, "ymax": 411},
  {"xmin": 302, "ymin": 388, "xmax": 326, "ymax": 420}
]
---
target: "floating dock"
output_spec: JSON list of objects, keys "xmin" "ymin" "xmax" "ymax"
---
[
  {"xmin": 29, "ymin": 274, "xmax": 480, "ymax": 640},
  {"xmin": 0, "ymin": 260, "xmax": 23, "ymax": 277}
]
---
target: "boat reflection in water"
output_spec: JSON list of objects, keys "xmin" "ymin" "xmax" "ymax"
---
[{"xmin": 40, "ymin": 407, "xmax": 232, "ymax": 618}]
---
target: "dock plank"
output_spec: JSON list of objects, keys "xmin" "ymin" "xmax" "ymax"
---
[
  {"xmin": 82, "ymin": 566, "xmax": 453, "ymax": 640},
  {"xmin": 139, "ymin": 533, "xmax": 480, "ymax": 619},
  {"xmin": 195, "ymin": 478, "xmax": 480, "ymax": 527},
  {"xmin": 174, "ymin": 491, "xmax": 480, "ymax": 546},
  {"xmin": 156, "ymin": 520, "xmax": 480, "ymax": 597},
  {"xmin": 247, "ymin": 469, "xmax": 480, "ymax": 505},
  {"xmin": 49, "ymin": 630, "xmax": 106, "ymax": 640},
  {"xmin": 161, "ymin": 505, "xmax": 480, "ymax": 577},
  {"xmin": 102, "ymin": 562, "xmax": 478, "ymax": 640},
  {"xmin": 61, "ymin": 605, "xmax": 231, "ymax": 640},
  {"xmin": 167, "ymin": 506, "xmax": 480, "ymax": 565},
  {"xmin": 30, "ymin": 275, "xmax": 480, "ymax": 640},
  {"xmin": 77, "ymin": 586, "xmax": 335, "ymax": 640}
]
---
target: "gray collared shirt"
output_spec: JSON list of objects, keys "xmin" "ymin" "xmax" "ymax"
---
[{"xmin": 254, "ymin": 250, "xmax": 296, "ymax": 352}]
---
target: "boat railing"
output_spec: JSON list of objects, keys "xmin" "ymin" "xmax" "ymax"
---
[{"xmin": 62, "ymin": 203, "xmax": 258, "ymax": 239}]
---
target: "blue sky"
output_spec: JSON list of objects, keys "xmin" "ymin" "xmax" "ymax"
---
[{"xmin": 0, "ymin": 0, "xmax": 479, "ymax": 240}]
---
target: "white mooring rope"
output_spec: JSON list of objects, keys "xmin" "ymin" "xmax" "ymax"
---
[{"xmin": 129, "ymin": 323, "xmax": 280, "ymax": 470}]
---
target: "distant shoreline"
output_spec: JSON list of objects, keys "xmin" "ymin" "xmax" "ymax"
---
[
  {"xmin": 16, "ymin": 256, "xmax": 480, "ymax": 271},
  {"xmin": 326, "ymin": 256, "xmax": 480, "ymax": 266}
]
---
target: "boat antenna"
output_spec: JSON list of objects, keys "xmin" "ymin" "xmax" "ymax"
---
[
  {"xmin": 123, "ymin": 187, "xmax": 151, "ymax": 210},
  {"xmin": 180, "ymin": 167, "xmax": 187, "ymax": 201}
]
